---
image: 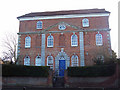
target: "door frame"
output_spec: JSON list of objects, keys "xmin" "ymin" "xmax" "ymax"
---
[
  {"xmin": 59, "ymin": 59, "xmax": 66, "ymax": 76},
  {"xmin": 55, "ymin": 50, "xmax": 70, "ymax": 76}
]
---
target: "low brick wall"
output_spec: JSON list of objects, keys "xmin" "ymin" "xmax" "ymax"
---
[
  {"xmin": 2, "ymin": 70, "xmax": 53, "ymax": 88},
  {"xmin": 64, "ymin": 64, "xmax": 120, "ymax": 88}
]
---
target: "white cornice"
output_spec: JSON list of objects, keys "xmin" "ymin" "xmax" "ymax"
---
[{"xmin": 18, "ymin": 13, "xmax": 109, "ymax": 21}]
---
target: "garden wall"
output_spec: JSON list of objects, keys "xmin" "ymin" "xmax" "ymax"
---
[
  {"xmin": 2, "ymin": 65, "xmax": 53, "ymax": 88},
  {"xmin": 2, "ymin": 70, "xmax": 53, "ymax": 88},
  {"xmin": 64, "ymin": 63, "xmax": 120, "ymax": 88}
]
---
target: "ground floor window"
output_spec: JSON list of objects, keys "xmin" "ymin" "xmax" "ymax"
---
[
  {"xmin": 71, "ymin": 54, "xmax": 79, "ymax": 66},
  {"xmin": 35, "ymin": 56, "xmax": 41, "ymax": 66},
  {"xmin": 24, "ymin": 56, "xmax": 30, "ymax": 66},
  {"xmin": 47, "ymin": 55, "xmax": 53, "ymax": 69}
]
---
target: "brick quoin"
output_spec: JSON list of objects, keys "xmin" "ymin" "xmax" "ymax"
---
[{"xmin": 17, "ymin": 9, "xmax": 112, "ymax": 75}]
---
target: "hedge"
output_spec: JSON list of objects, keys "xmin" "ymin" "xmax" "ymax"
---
[
  {"xmin": 2, "ymin": 64, "xmax": 50, "ymax": 77},
  {"xmin": 67, "ymin": 64, "xmax": 116, "ymax": 77}
]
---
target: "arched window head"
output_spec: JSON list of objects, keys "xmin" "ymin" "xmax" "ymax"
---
[
  {"xmin": 47, "ymin": 34, "xmax": 54, "ymax": 47},
  {"xmin": 71, "ymin": 33, "xmax": 78, "ymax": 46},
  {"xmin": 71, "ymin": 54, "xmax": 79, "ymax": 67},
  {"xmin": 47, "ymin": 55, "xmax": 53, "ymax": 69},
  {"xmin": 36, "ymin": 21, "xmax": 43, "ymax": 29},
  {"xmin": 24, "ymin": 56, "xmax": 30, "ymax": 66},
  {"xmin": 35, "ymin": 56, "xmax": 41, "ymax": 66},
  {"xmin": 25, "ymin": 36, "xmax": 31, "ymax": 48},
  {"xmin": 82, "ymin": 18, "xmax": 89, "ymax": 27},
  {"xmin": 96, "ymin": 33, "xmax": 103, "ymax": 46}
]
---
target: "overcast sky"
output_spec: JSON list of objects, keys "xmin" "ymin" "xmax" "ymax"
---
[{"xmin": 0, "ymin": 0, "xmax": 119, "ymax": 58}]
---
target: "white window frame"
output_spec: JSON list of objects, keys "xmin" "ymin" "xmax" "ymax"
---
[
  {"xmin": 96, "ymin": 33, "xmax": 103, "ymax": 46},
  {"xmin": 82, "ymin": 18, "xmax": 89, "ymax": 27},
  {"xmin": 58, "ymin": 24, "xmax": 66, "ymax": 30},
  {"xmin": 47, "ymin": 35, "xmax": 54, "ymax": 47},
  {"xmin": 35, "ymin": 56, "xmax": 41, "ymax": 66},
  {"xmin": 71, "ymin": 34, "xmax": 78, "ymax": 46},
  {"xmin": 25, "ymin": 36, "xmax": 31, "ymax": 48},
  {"xmin": 47, "ymin": 55, "xmax": 53, "ymax": 69},
  {"xmin": 36, "ymin": 21, "xmax": 43, "ymax": 29},
  {"xmin": 71, "ymin": 54, "xmax": 79, "ymax": 67},
  {"xmin": 24, "ymin": 56, "xmax": 30, "ymax": 66}
]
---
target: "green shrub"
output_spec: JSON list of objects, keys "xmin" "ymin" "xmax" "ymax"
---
[
  {"xmin": 2, "ymin": 64, "xmax": 50, "ymax": 77},
  {"xmin": 67, "ymin": 64, "xmax": 116, "ymax": 77}
]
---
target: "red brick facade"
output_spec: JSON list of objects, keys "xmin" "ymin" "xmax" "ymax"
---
[{"xmin": 17, "ymin": 9, "xmax": 112, "ymax": 75}]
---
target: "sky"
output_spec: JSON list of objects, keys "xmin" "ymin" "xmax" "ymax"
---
[{"xmin": 0, "ymin": 0, "xmax": 119, "ymax": 58}]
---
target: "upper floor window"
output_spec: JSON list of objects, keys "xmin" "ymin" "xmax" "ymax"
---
[
  {"xmin": 25, "ymin": 36, "xmax": 31, "ymax": 48},
  {"xmin": 35, "ymin": 56, "xmax": 41, "ymax": 66},
  {"xmin": 47, "ymin": 55, "xmax": 53, "ymax": 69},
  {"xmin": 36, "ymin": 21, "xmax": 43, "ymax": 29},
  {"xmin": 47, "ymin": 34, "xmax": 54, "ymax": 47},
  {"xmin": 71, "ymin": 54, "xmax": 79, "ymax": 67},
  {"xmin": 96, "ymin": 33, "xmax": 103, "ymax": 46},
  {"xmin": 71, "ymin": 33, "xmax": 78, "ymax": 46},
  {"xmin": 82, "ymin": 18, "xmax": 89, "ymax": 27},
  {"xmin": 24, "ymin": 56, "xmax": 30, "ymax": 66}
]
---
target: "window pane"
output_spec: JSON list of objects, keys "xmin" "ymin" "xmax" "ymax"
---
[
  {"xmin": 82, "ymin": 18, "xmax": 89, "ymax": 27},
  {"xmin": 96, "ymin": 34, "xmax": 103, "ymax": 46},
  {"xmin": 71, "ymin": 34, "xmax": 78, "ymax": 46},
  {"xmin": 37, "ymin": 21, "xmax": 42, "ymax": 29},
  {"xmin": 47, "ymin": 35, "xmax": 53, "ymax": 47},
  {"xmin": 47, "ymin": 56, "xmax": 53, "ymax": 69},
  {"xmin": 24, "ymin": 56, "xmax": 30, "ymax": 66},
  {"xmin": 25, "ymin": 36, "xmax": 31, "ymax": 48},
  {"xmin": 71, "ymin": 55, "xmax": 78, "ymax": 66},
  {"xmin": 35, "ymin": 56, "xmax": 41, "ymax": 66}
]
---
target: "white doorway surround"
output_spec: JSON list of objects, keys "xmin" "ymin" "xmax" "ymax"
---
[{"xmin": 55, "ymin": 48, "xmax": 70, "ymax": 76}]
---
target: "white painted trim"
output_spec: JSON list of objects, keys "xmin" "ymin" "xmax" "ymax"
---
[
  {"xmin": 47, "ymin": 35, "xmax": 54, "ymax": 48},
  {"xmin": 41, "ymin": 34, "xmax": 45, "ymax": 66},
  {"xmin": 96, "ymin": 33, "xmax": 103, "ymax": 46},
  {"xmin": 47, "ymin": 55, "xmax": 54, "ymax": 69},
  {"xmin": 18, "ymin": 13, "xmax": 109, "ymax": 21},
  {"xmin": 35, "ymin": 56, "xmax": 42, "ymax": 66},
  {"xmin": 71, "ymin": 55, "xmax": 79, "ymax": 67},
  {"xmin": 71, "ymin": 34, "xmax": 78, "ymax": 47},
  {"xmin": 24, "ymin": 56, "xmax": 30, "ymax": 66},
  {"xmin": 79, "ymin": 32, "xmax": 85, "ymax": 66},
  {"xmin": 82, "ymin": 18, "xmax": 89, "ymax": 27},
  {"xmin": 36, "ymin": 21, "xmax": 43, "ymax": 29},
  {"xmin": 25, "ymin": 36, "xmax": 31, "ymax": 48}
]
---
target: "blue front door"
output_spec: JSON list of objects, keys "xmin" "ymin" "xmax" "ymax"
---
[{"xmin": 59, "ymin": 60, "xmax": 65, "ymax": 76}]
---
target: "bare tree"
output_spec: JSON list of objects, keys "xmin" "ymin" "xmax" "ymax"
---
[{"xmin": 1, "ymin": 33, "xmax": 17, "ymax": 64}]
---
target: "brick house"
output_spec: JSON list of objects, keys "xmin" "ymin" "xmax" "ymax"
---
[{"xmin": 17, "ymin": 9, "xmax": 112, "ymax": 76}]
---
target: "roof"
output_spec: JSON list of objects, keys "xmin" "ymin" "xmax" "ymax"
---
[{"xmin": 17, "ymin": 9, "xmax": 110, "ymax": 19}]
